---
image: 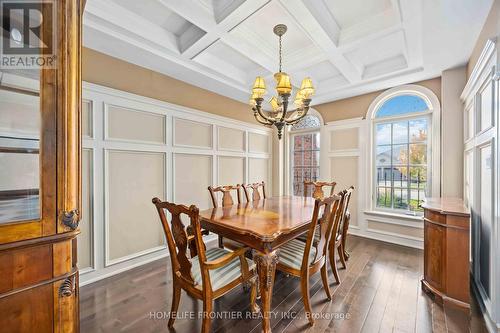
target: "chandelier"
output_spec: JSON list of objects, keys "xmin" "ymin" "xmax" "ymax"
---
[{"xmin": 250, "ymin": 24, "xmax": 315, "ymax": 139}]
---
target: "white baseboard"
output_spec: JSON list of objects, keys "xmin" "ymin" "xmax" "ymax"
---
[{"xmin": 348, "ymin": 228, "xmax": 424, "ymax": 250}]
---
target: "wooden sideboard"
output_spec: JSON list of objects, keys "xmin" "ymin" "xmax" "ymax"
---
[{"xmin": 421, "ymin": 198, "xmax": 470, "ymax": 310}]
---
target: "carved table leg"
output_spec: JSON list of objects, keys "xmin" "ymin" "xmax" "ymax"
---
[{"xmin": 253, "ymin": 250, "xmax": 279, "ymax": 333}]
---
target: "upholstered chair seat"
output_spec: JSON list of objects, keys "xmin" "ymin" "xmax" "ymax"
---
[
  {"xmin": 191, "ymin": 247, "xmax": 256, "ymax": 291},
  {"xmin": 278, "ymin": 239, "xmax": 317, "ymax": 270}
]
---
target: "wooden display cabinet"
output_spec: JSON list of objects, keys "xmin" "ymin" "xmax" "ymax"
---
[{"xmin": 0, "ymin": 0, "xmax": 83, "ymax": 332}]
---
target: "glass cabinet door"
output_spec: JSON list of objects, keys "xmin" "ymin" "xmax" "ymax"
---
[{"xmin": 0, "ymin": 80, "xmax": 41, "ymax": 224}]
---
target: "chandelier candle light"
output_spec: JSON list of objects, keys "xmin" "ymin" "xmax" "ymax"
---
[{"xmin": 250, "ymin": 24, "xmax": 315, "ymax": 139}]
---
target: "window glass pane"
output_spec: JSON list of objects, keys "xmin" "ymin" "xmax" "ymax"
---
[
  {"xmin": 303, "ymin": 168, "xmax": 311, "ymax": 181},
  {"xmin": 294, "ymin": 135, "xmax": 303, "ymax": 150},
  {"xmin": 311, "ymin": 167, "xmax": 319, "ymax": 181},
  {"xmin": 393, "ymin": 188, "xmax": 408, "ymax": 210},
  {"xmin": 0, "ymin": 87, "xmax": 41, "ymax": 224},
  {"xmin": 376, "ymin": 146, "xmax": 391, "ymax": 166},
  {"xmin": 376, "ymin": 123, "xmax": 391, "ymax": 145},
  {"xmin": 303, "ymin": 134, "xmax": 312, "ymax": 150},
  {"xmin": 410, "ymin": 167, "xmax": 427, "ymax": 189},
  {"xmin": 409, "ymin": 118, "xmax": 428, "ymax": 142},
  {"xmin": 410, "ymin": 189, "xmax": 425, "ymax": 212},
  {"xmin": 392, "ymin": 121, "xmax": 408, "ymax": 144},
  {"xmin": 392, "ymin": 144, "xmax": 408, "ymax": 165},
  {"xmin": 409, "ymin": 144, "xmax": 427, "ymax": 164},
  {"xmin": 303, "ymin": 151, "xmax": 312, "ymax": 166},
  {"xmin": 393, "ymin": 166, "xmax": 408, "ymax": 188},
  {"xmin": 294, "ymin": 152, "xmax": 302, "ymax": 167},
  {"xmin": 377, "ymin": 167, "xmax": 391, "ymax": 187},
  {"xmin": 377, "ymin": 187, "xmax": 392, "ymax": 208},
  {"xmin": 376, "ymin": 95, "xmax": 429, "ymax": 118}
]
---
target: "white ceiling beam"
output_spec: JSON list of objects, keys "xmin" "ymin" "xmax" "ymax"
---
[
  {"xmin": 85, "ymin": 0, "xmax": 179, "ymax": 53},
  {"xmin": 399, "ymin": 0, "xmax": 423, "ymax": 68},
  {"xmin": 279, "ymin": 0, "xmax": 362, "ymax": 84},
  {"xmin": 158, "ymin": 0, "xmax": 270, "ymax": 59}
]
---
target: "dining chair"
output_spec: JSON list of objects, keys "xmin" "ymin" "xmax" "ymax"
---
[
  {"xmin": 340, "ymin": 186, "xmax": 354, "ymax": 262},
  {"xmin": 152, "ymin": 198, "xmax": 259, "ymax": 333},
  {"xmin": 329, "ymin": 186, "xmax": 354, "ymax": 284},
  {"xmin": 303, "ymin": 180, "xmax": 337, "ymax": 199},
  {"xmin": 208, "ymin": 185, "xmax": 244, "ymax": 250},
  {"xmin": 242, "ymin": 181, "xmax": 266, "ymax": 201},
  {"xmin": 275, "ymin": 194, "xmax": 342, "ymax": 326},
  {"xmin": 297, "ymin": 180, "xmax": 337, "ymax": 243}
]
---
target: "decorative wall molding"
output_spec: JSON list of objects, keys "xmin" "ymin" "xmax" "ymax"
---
[{"xmin": 80, "ymin": 82, "xmax": 272, "ymax": 286}]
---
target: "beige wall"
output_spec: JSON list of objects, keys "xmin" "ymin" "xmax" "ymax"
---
[
  {"xmin": 467, "ymin": 0, "xmax": 499, "ymax": 78},
  {"xmin": 314, "ymin": 77, "xmax": 442, "ymax": 123},
  {"xmin": 82, "ymin": 48, "xmax": 255, "ymax": 123},
  {"xmin": 441, "ymin": 66, "xmax": 467, "ymax": 198}
]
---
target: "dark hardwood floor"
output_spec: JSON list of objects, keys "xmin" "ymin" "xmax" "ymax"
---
[{"xmin": 80, "ymin": 236, "xmax": 488, "ymax": 333}]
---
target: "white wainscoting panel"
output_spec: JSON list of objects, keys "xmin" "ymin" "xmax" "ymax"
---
[
  {"xmin": 106, "ymin": 150, "xmax": 166, "ymax": 265},
  {"xmin": 82, "ymin": 99, "xmax": 93, "ymax": 138},
  {"xmin": 174, "ymin": 153, "xmax": 212, "ymax": 209},
  {"xmin": 248, "ymin": 157, "xmax": 269, "ymax": 184},
  {"xmin": 218, "ymin": 126, "xmax": 245, "ymax": 152},
  {"xmin": 330, "ymin": 156, "xmax": 359, "ymax": 226},
  {"xmin": 218, "ymin": 156, "xmax": 245, "ymax": 186},
  {"xmin": 173, "ymin": 117, "xmax": 213, "ymax": 149},
  {"xmin": 106, "ymin": 104, "xmax": 166, "ymax": 144},
  {"xmin": 248, "ymin": 132, "xmax": 270, "ymax": 154}
]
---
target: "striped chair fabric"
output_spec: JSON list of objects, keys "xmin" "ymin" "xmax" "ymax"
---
[
  {"xmin": 278, "ymin": 239, "xmax": 318, "ymax": 270},
  {"xmin": 191, "ymin": 247, "xmax": 255, "ymax": 290},
  {"xmin": 296, "ymin": 227, "xmax": 320, "ymax": 243}
]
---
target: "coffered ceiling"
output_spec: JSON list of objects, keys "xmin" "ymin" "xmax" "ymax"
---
[{"xmin": 83, "ymin": 0, "xmax": 493, "ymax": 105}]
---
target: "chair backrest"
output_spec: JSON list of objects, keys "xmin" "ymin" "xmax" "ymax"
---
[
  {"xmin": 336, "ymin": 186, "xmax": 354, "ymax": 239},
  {"xmin": 152, "ymin": 198, "xmax": 206, "ymax": 287},
  {"xmin": 303, "ymin": 180, "xmax": 337, "ymax": 199},
  {"xmin": 242, "ymin": 181, "xmax": 266, "ymax": 201},
  {"xmin": 208, "ymin": 184, "xmax": 242, "ymax": 208},
  {"xmin": 302, "ymin": 194, "xmax": 342, "ymax": 269}
]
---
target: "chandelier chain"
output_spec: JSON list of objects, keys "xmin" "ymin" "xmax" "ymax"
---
[{"xmin": 279, "ymin": 35, "xmax": 282, "ymax": 72}]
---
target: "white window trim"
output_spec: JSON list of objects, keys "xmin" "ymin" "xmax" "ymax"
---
[{"xmin": 366, "ymin": 84, "xmax": 441, "ymax": 216}]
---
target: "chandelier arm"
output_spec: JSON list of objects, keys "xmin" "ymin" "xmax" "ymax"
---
[
  {"xmin": 254, "ymin": 104, "xmax": 277, "ymax": 124},
  {"xmin": 287, "ymin": 100, "xmax": 311, "ymax": 124},
  {"xmin": 253, "ymin": 110, "xmax": 273, "ymax": 125}
]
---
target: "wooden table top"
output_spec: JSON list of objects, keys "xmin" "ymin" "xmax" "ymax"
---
[
  {"xmin": 199, "ymin": 196, "xmax": 316, "ymax": 244},
  {"xmin": 421, "ymin": 197, "xmax": 470, "ymax": 216}
]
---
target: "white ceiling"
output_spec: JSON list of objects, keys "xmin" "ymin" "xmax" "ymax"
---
[{"xmin": 83, "ymin": 0, "xmax": 494, "ymax": 105}]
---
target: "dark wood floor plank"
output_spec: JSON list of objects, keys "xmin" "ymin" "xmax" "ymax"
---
[{"xmin": 80, "ymin": 236, "xmax": 487, "ymax": 333}]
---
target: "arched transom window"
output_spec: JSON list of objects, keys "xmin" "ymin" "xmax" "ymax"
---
[{"xmin": 369, "ymin": 86, "xmax": 440, "ymax": 215}]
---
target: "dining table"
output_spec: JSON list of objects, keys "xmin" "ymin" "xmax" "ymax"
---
[{"xmin": 199, "ymin": 195, "xmax": 317, "ymax": 333}]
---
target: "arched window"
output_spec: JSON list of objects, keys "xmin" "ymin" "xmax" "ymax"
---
[
  {"xmin": 290, "ymin": 114, "xmax": 321, "ymax": 130},
  {"xmin": 289, "ymin": 110, "xmax": 323, "ymax": 196},
  {"xmin": 368, "ymin": 85, "xmax": 440, "ymax": 215}
]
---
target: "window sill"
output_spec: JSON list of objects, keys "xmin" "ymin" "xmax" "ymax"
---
[{"xmin": 364, "ymin": 210, "xmax": 423, "ymax": 222}]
